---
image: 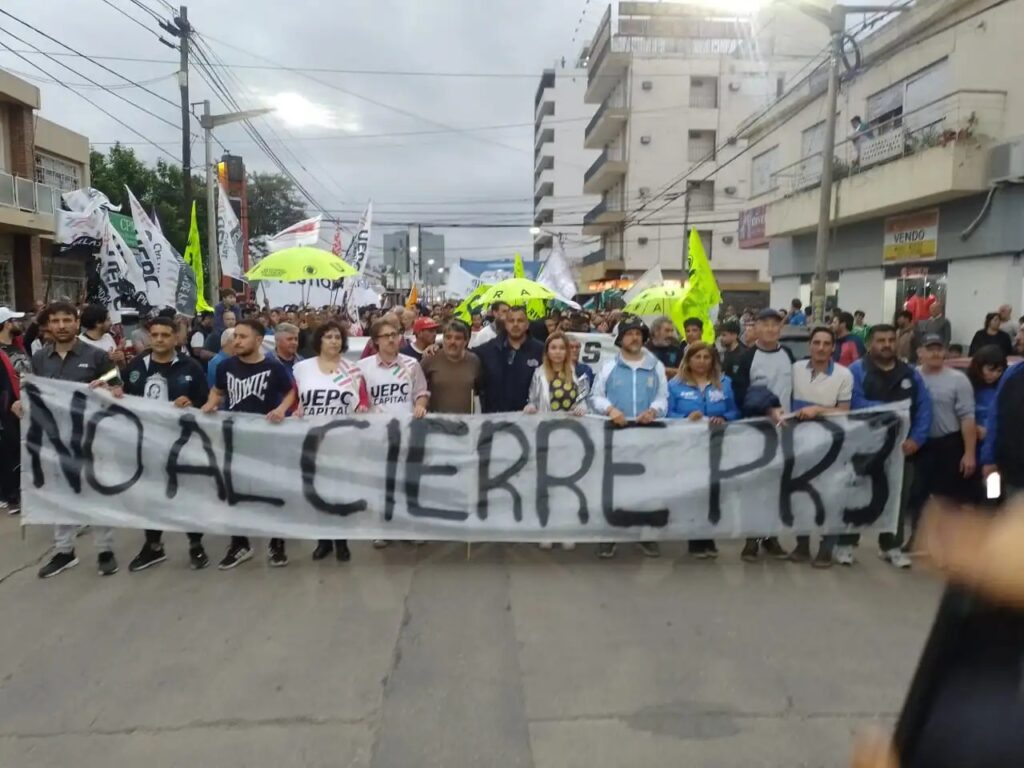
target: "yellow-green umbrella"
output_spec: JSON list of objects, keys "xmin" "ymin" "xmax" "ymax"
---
[
  {"xmin": 245, "ymin": 246, "xmax": 357, "ymax": 282},
  {"xmin": 624, "ymin": 285, "xmax": 685, "ymax": 316},
  {"xmin": 477, "ymin": 278, "xmax": 556, "ymax": 308}
]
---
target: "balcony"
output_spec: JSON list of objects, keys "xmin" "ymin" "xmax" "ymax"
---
[
  {"xmin": 582, "ymin": 199, "xmax": 627, "ymax": 235},
  {"xmin": 584, "ymin": 94, "xmax": 628, "ymax": 150},
  {"xmin": 765, "ymin": 90, "xmax": 1006, "ymax": 238},
  {"xmin": 533, "ymin": 229, "xmax": 553, "ymax": 249},
  {"xmin": 585, "ymin": 7, "xmax": 630, "ymax": 105},
  {"xmin": 0, "ymin": 171, "xmax": 59, "ymax": 235},
  {"xmin": 535, "ymin": 95, "xmax": 554, "ymax": 129},
  {"xmin": 534, "ymin": 166, "xmax": 554, "ymax": 200},
  {"xmin": 534, "ymin": 205, "xmax": 554, "ymax": 226},
  {"xmin": 578, "ymin": 247, "xmax": 626, "ymax": 283},
  {"xmin": 534, "ymin": 153, "xmax": 553, "ymax": 180},
  {"xmin": 583, "ymin": 148, "xmax": 627, "ymax": 194},
  {"xmin": 534, "ymin": 127, "xmax": 554, "ymax": 155}
]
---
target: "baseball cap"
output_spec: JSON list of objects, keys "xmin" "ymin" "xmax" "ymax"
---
[
  {"xmin": 756, "ymin": 307, "xmax": 783, "ymax": 321},
  {"xmin": 0, "ymin": 307, "xmax": 25, "ymax": 325},
  {"xmin": 921, "ymin": 333, "xmax": 946, "ymax": 348},
  {"xmin": 412, "ymin": 317, "xmax": 440, "ymax": 333}
]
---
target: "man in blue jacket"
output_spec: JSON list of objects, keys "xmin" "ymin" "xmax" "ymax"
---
[
  {"xmin": 591, "ymin": 317, "xmax": 668, "ymax": 560},
  {"xmin": 476, "ymin": 305, "xmax": 543, "ymax": 414},
  {"xmin": 981, "ymin": 361, "xmax": 1024, "ymax": 498},
  {"xmin": 841, "ymin": 323, "xmax": 932, "ymax": 569}
]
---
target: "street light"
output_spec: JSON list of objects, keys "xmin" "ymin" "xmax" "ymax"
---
[
  {"xmin": 428, "ymin": 258, "xmax": 435, "ymax": 266},
  {"xmin": 529, "ymin": 226, "xmax": 541, "ymax": 236},
  {"xmin": 410, "ymin": 245, "xmax": 419, "ymax": 254}
]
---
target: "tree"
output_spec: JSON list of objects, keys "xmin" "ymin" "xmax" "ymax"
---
[{"xmin": 247, "ymin": 172, "xmax": 308, "ymax": 239}]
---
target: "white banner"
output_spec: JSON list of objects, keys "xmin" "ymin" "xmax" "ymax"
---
[
  {"xmin": 216, "ymin": 183, "xmax": 244, "ymax": 281},
  {"xmin": 97, "ymin": 216, "xmax": 148, "ymax": 322},
  {"xmin": 20, "ymin": 378, "xmax": 906, "ymax": 541},
  {"xmin": 444, "ymin": 264, "xmax": 485, "ymax": 299},
  {"xmin": 126, "ymin": 186, "xmax": 197, "ymax": 315},
  {"xmin": 267, "ymin": 215, "xmax": 322, "ymax": 253},
  {"xmin": 338, "ymin": 201, "xmax": 373, "ymax": 322},
  {"xmin": 537, "ymin": 240, "xmax": 578, "ymax": 302},
  {"xmin": 260, "ymin": 279, "xmax": 380, "ymax": 309},
  {"xmin": 55, "ymin": 188, "xmax": 116, "ymax": 252},
  {"xmin": 622, "ymin": 266, "xmax": 664, "ymax": 304}
]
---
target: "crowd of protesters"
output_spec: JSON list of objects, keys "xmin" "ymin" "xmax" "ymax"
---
[{"xmin": 2, "ymin": 285, "xmax": 1023, "ymax": 579}]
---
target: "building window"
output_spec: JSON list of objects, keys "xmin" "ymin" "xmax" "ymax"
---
[
  {"xmin": 687, "ymin": 180, "xmax": 714, "ymax": 212},
  {"xmin": 689, "ymin": 76, "xmax": 718, "ymax": 109},
  {"xmin": 799, "ymin": 121, "xmax": 826, "ymax": 183},
  {"xmin": 696, "ymin": 230, "xmax": 713, "ymax": 260},
  {"xmin": 34, "ymin": 152, "xmax": 81, "ymax": 192},
  {"xmin": 751, "ymin": 146, "xmax": 778, "ymax": 196},
  {"xmin": 688, "ymin": 130, "xmax": 716, "ymax": 163}
]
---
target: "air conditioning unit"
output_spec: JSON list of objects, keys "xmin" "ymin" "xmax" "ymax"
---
[
  {"xmin": 728, "ymin": 82, "xmax": 741, "ymax": 92},
  {"xmin": 640, "ymin": 135, "xmax": 651, "ymax": 145},
  {"xmin": 638, "ymin": 236, "xmax": 649, "ymax": 246},
  {"xmin": 641, "ymin": 80, "xmax": 653, "ymax": 90},
  {"xmin": 724, "ymin": 185, "xmax": 737, "ymax": 195},
  {"xmin": 639, "ymin": 186, "xmax": 650, "ymax": 197},
  {"xmin": 988, "ymin": 138, "xmax": 1024, "ymax": 184},
  {"xmin": 722, "ymin": 235, "xmax": 735, "ymax": 244}
]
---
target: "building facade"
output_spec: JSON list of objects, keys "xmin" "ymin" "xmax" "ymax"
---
[
  {"xmin": 742, "ymin": 0, "xmax": 1024, "ymax": 345},
  {"xmin": 0, "ymin": 68, "xmax": 90, "ymax": 308},
  {"xmin": 382, "ymin": 229, "xmax": 445, "ymax": 290},
  {"xmin": 533, "ymin": 55, "xmax": 601, "ymax": 269},
  {"xmin": 577, "ymin": 1, "xmax": 825, "ymax": 300}
]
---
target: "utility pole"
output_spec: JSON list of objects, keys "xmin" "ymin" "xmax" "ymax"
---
[{"xmin": 159, "ymin": 6, "xmax": 190, "ymax": 223}]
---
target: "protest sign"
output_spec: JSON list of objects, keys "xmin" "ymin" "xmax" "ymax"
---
[{"xmin": 22, "ymin": 378, "xmax": 907, "ymax": 542}]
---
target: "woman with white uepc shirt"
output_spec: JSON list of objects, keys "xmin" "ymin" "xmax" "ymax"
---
[{"xmin": 293, "ymin": 320, "xmax": 369, "ymax": 564}]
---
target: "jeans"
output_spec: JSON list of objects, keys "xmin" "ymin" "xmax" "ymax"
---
[
  {"xmin": 796, "ymin": 534, "xmax": 837, "ymax": 554},
  {"xmin": 145, "ymin": 530, "xmax": 203, "ymax": 547},
  {"xmin": 55, "ymin": 524, "xmax": 113, "ymax": 554}
]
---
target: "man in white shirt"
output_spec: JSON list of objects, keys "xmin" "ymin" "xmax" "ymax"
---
[
  {"xmin": 357, "ymin": 316, "xmax": 429, "ymax": 549},
  {"xmin": 789, "ymin": 326, "xmax": 853, "ymax": 567},
  {"xmin": 469, "ymin": 301, "xmax": 509, "ymax": 349},
  {"xmin": 79, "ymin": 303, "xmax": 124, "ymax": 368}
]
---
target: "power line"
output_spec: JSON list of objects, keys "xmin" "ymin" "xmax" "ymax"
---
[
  {"xmin": 0, "ymin": 38, "xmax": 181, "ymax": 162},
  {"xmin": 96, "ymin": 0, "xmax": 163, "ymax": 40},
  {"xmin": 125, "ymin": 0, "xmax": 165, "ymax": 23}
]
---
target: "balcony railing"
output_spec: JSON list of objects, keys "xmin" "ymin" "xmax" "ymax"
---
[
  {"xmin": 0, "ymin": 171, "xmax": 59, "ymax": 217},
  {"xmin": 769, "ymin": 89, "xmax": 1007, "ymax": 197},
  {"xmin": 583, "ymin": 148, "xmax": 625, "ymax": 186},
  {"xmin": 582, "ymin": 248, "xmax": 606, "ymax": 266},
  {"xmin": 689, "ymin": 90, "xmax": 718, "ymax": 109},
  {"xmin": 583, "ymin": 200, "xmax": 608, "ymax": 226}
]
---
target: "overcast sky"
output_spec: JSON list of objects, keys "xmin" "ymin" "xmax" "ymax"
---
[{"xmin": 2, "ymin": 0, "xmax": 604, "ymax": 267}]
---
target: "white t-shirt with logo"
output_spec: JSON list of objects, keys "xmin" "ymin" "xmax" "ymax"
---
[
  {"xmin": 357, "ymin": 353, "xmax": 429, "ymax": 415},
  {"xmin": 293, "ymin": 357, "xmax": 366, "ymax": 416},
  {"xmin": 79, "ymin": 332, "xmax": 116, "ymax": 353}
]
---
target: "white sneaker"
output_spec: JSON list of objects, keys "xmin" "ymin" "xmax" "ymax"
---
[
  {"xmin": 538, "ymin": 542, "xmax": 554, "ymax": 550},
  {"xmin": 880, "ymin": 548, "xmax": 912, "ymax": 569},
  {"xmin": 834, "ymin": 545, "xmax": 855, "ymax": 566},
  {"xmin": 560, "ymin": 542, "xmax": 576, "ymax": 551}
]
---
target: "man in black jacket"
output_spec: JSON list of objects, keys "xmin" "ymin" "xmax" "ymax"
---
[
  {"xmin": 476, "ymin": 305, "xmax": 543, "ymax": 413},
  {"xmin": 122, "ymin": 316, "xmax": 211, "ymax": 571}
]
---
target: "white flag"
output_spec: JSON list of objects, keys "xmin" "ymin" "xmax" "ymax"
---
[
  {"xmin": 267, "ymin": 214, "xmax": 322, "ymax": 252},
  {"xmin": 444, "ymin": 264, "xmax": 484, "ymax": 299},
  {"xmin": 537, "ymin": 239, "xmax": 579, "ymax": 304},
  {"xmin": 97, "ymin": 215, "xmax": 148, "ymax": 322},
  {"xmin": 339, "ymin": 202, "xmax": 372, "ymax": 322},
  {"xmin": 216, "ymin": 183, "xmax": 244, "ymax": 281},
  {"xmin": 56, "ymin": 188, "xmax": 117, "ymax": 252},
  {"xmin": 622, "ymin": 265, "xmax": 664, "ymax": 304},
  {"xmin": 126, "ymin": 185, "xmax": 197, "ymax": 316}
]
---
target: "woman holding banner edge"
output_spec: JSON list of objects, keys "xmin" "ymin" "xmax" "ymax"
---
[
  {"xmin": 292, "ymin": 320, "xmax": 369, "ymax": 563},
  {"xmin": 667, "ymin": 341, "xmax": 740, "ymax": 559},
  {"xmin": 524, "ymin": 331, "xmax": 590, "ymax": 551}
]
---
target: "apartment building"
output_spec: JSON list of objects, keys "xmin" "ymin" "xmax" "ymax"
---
[
  {"xmin": 0, "ymin": 68, "xmax": 90, "ymax": 309},
  {"xmin": 741, "ymin": 0, "xmax": 1024, "ymax": 345},
  {"xmin": 577, "ymin": 1, "xmax": 825, "ymax": 303},
  {"xmin": 533, "ymin": 54, "xmax": 601, "ymax": 269}
]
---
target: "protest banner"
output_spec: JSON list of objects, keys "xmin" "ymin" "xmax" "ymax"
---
[{"xmin": 22, "ymin": 378, "xmax": 907, "ymax": 542}]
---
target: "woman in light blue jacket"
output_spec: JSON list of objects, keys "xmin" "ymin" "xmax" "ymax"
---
[{"xmin": 667, "ymin": 341, "xmax": 740, "ymax": 559}]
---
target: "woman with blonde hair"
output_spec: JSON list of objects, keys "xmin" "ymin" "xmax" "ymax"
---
[
  {"xmin": 524, "ymin": 331, "xmax": 590, "ymax": 550},
  {"xmin": 667, "ymin": 341, "xmax": 741, "ymax": 559}
]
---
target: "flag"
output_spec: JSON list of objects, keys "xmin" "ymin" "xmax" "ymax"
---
[
  {"xmin": 444, "ymin": 264, "xmax": 484, "ymax": 299},
  {"xmin": 56, "ymin": 188, "xmax": 116, "ymax": 253},
  {"xmin": 216, "ymin": 183, "xmax": 244, "ymax": 281},
  {"xmin": 453, "ymin": 284, "xmax": 490, "ymax": 322},
  {"xmin": 622, "ymin": 266, "xmax": 664, "ymax": 305},
  {"xmin": 184, "ymin": 201, "xmax": 214, "ymax": 312},
  {"xmin": 513, "ymin": 252, "xmax": 525, "ymax": 279},
  {"xmin": 331, "ymin": 226, "xmax": 343, "ymax": 257},
  {"xmin": 670, "ymin": 229, "xmax": 721, "ymax": 344},
  {"xmin": 97, "ymin": 214, "xmax": 149, "ymax": 322},
  {"xmin": 267, "ymin": 214, "xmax": 322, "ymax": 252},
  {"xmin": 405, "ymin": 284, "xmax": 418, "ymax": 309},
  {"xmin": 536, "ymin": 239, "xmax": 579, "ymax": 304},
  {"xmin": 338, "ymin": 201, "xmax": 372, "ymax": 322},
  {"xmin": 126, "ymin": 185, "xmax": 197, "ymax": 315},
  {"xmin": 152, "ymin": 207, "xmax": 163, "ymax": 233}
]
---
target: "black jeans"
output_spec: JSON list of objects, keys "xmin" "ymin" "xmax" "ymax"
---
[
  {"xmin": 0, "ymin": 416, "xmax": 20, "ymax": 502},
  {"xmin": 145, "ymin": 530, "xmax": 203, "ymax": 547}
]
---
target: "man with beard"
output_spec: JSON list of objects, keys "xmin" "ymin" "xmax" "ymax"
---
[
  {"xmin": 476, "ymin": 305, "xmax": 543, "ymax": 414},
  {"xmin": 421, "ymin": 319, "xmax": 481, "ymax": 414},
  {"xmin": 202, "ymin": 320, "xmax": 296, "ymax": 569},
  {"xmin": 27, "ymin": 303, "xmax": 121, "ymax": 578},
  {"xmin": 123, "ymin": 316, "xmax": 211, "ymax": 571}
]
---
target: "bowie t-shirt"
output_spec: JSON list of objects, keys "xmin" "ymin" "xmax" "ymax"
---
[
  {"xmin": 357, "ymin": 353, "xmax": 427, "ymax": 415},
  {"xmin": 293, "ymin": 357, "xmax": 367, "ymax": 416},
  {"xmin": 215, "ymin": 356, "xmax": 292, "ymax": 414}
]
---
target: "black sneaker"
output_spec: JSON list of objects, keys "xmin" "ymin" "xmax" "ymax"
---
[
  {"xmin": 218, "ymin": 543, "xmax": 252, "ymax": 570},
  {"xmin": 38, "ymin": 551, "xmax": 78, "ymax": 579},
  {"xmin": 788, "ymin": 539, "xmax": 811, "ymax": 564},
  {"xmin": 312, "ymin": 540, "xmax": 333, "ymax": 560},
  {"xmin": 812, "ymin": 543, "xmax": 834, "ymax": 569},
  {"xmin": 129, "ymin": 544, "xmax": 166, "ymax": 572},
  {"xmin": 189, "ymin": 545, "xmax": 210, "ymax": 570},
  {"xmin": 97, "ymin": 551, "xmax": 119, "ymax": 576},
  {"xmin": 741, "ymin": 539, "xmax": 759, "ymax": 562},
  {"xmin": 638, "ymin": 541, "xmax": 660, "ymax": 558},
  {"xmin": 762, "ymin": 537, "xmax": 789, "ymax": 560},
  {"xmin": 688, "ymin": 541, "xmax": 708, "ymax": 559},
  {"xmin": 335, "ymin": 540, "xmax": 351, "ymax": 562},
  {"xmin": 268, "ymin": 541, "xmax": 288, "ymax": 568},
  {"xmin": 4, "ymin": 497, "xmax": 20, "ymax": 516},
  {"xmin": 597, "ymin": 543, "xmax": 617, "ymax": 559}
]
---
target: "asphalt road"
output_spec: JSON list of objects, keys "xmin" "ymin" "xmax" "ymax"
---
[{"xmin": 0, "ymin": 517, "xmax": 941, "ymax": 768}]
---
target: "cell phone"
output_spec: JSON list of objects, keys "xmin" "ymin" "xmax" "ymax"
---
[{"xmin": 986, "ymin": 471, "xmax": 1002, "ymax": 500}]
